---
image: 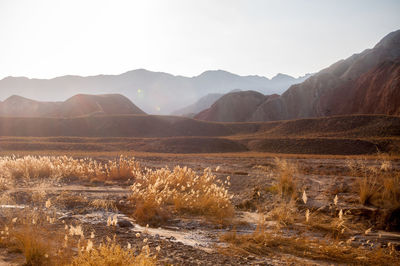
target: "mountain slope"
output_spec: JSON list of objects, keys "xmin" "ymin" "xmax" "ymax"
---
[
  {"xmin": 0, "ymin": 70, "xmax": 311, "ymax": 114},
  {"xmin": 249, "ymin": 29, "xmax": 400, "ymax": 121},
  {"xmin": 0, "ymin": 94, "xmax": 145, "ymax": 117},
  {"xmin": 194, "ymin": 29, "xmax": 400, "ymax": 122}
]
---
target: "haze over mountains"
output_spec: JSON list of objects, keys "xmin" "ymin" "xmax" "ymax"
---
[
  {"xmin": 195, "ymin": 29, "xmax": 400, "ymax": 122},
  {"xmin": 0, "ymin": 70, "xmax": 311, "ymax": 115},
  {"xmin": 0, "ymin": 94, "xmax": 144, "ymax": 118}
]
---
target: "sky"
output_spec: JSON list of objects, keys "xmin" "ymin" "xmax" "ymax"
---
[{"xmin": 0, "ymin": 0, "xmax": 399, "ymax": 79}]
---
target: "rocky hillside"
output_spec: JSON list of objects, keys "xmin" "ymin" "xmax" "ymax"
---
[
  {"xmin": 0, "ymin": 94, "xmax": 145, "ymax": 117},
  {"xmin": 196, "ymin": 29, "xmax": 400, "ymax": 122}
]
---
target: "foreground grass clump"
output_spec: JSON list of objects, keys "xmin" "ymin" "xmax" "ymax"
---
[
  {"xmin": 130, "ymin": 166, "xmax": 234, "ymax": 225},
  {"xmin": 71, "ymin": 237, "xmax": 156, "ymax": 266},
  {"xmin": 0, "ymin": 209, "xmax": 72, "ymax": 265},
  {"xmin": 0, "ymin": 155, "xmax": 140, "ymax": 181}
]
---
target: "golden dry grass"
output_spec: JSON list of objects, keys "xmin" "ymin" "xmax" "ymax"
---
[
  {"xmin": 0, "ymin": 155, "xmax": 140, "ymax": 181},
  {"xmin": 0, "ymin": 210, "xmax": 72, "ymax": 265},
  {"xmin": 130, "ymin": 166, "xmax": 234, "ymax": 225},
  {"xmin": 71, "ymin": 237, "xmax": 156, "ymax": 266},
  {"xmin": 347, "ymin": 157, "xmax": 400, "ymax": 207},
  {"xmin": 273, "ymin": 158, "xmax": 299, "ymax": 200}
]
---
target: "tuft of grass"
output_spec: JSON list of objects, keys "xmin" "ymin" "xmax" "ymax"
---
[
  {"xmin": 0, "ymin": 209, "xmax": 72, "ymax": 266},
  {"xmin": 130, "ymin": 166, "xmax": 234, "ymax": 225},
  {"xmin": 90, "ymin": 199, "xmax": 117, "ymax": 211},
  {"xmin": 13, "ymin": 226, "xmax": 52, "ymax": 266},
  {"xmin": 358, "ymin": 176, "xmax": 379, "ymax": 205},
  {"xmin": 70, "ymin": 237, "xmax": 156, "ymax": 266},
  {"xmin": 273, "ymin": 158, "xmax": 298, "ymax": 200}
]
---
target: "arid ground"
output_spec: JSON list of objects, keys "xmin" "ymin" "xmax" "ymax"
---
[{"xmin": 0, "ymin": 150, "xmax": 399, "ymax": 265}]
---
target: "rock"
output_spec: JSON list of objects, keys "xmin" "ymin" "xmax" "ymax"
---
[{"xmin": 117, "ymin": 219, "xmax": 134, "ymax": 228}]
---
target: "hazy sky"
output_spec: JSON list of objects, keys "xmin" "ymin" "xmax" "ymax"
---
[{"xmin": 1, "ymin": 0, "xmax": 399, "ymax": 79}]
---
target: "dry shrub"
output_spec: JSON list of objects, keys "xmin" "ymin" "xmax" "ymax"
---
[
  {"xmin": 347, "ymin": 157, "xmax": 400, "ymax": 207},
  {"xmin": 274, "ymin": 158, "xmax": 298, "ymax": 200},
  {"xmin": 0, "ymin": 155, "xmax": 140, "ymax": 181},
  {"xmin": 130, "ymin": 166, "xmax": 234, "ymax": 225},
  {"xmin": 71, "ymin": 237, "xmax": 156, "ymax": 266}
]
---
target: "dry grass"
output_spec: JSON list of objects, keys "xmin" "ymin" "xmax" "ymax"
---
[
  {"xmin": 0, "ymin": 155, "xmax": 140, "ymax": 182},
  {"xmin": 71, "ymin": 237, "xmax": 156, "ymax": 266},
  {"xmin": 90, "ymin": 199, "xmax": 117, "ymax": 211},
  {"xmin": 347, "ymin": 157, "xmax": 400, "ymax": 207},
  {"xmin": 273, "ymin": 158, "xmax": 299, "ymax": 200},
  {"xmin": 0, "ymin": 206, "xmax": 157, "ymax": 265},
  {"xmin": 130, "ymin": 166, "xmax": 234, "ymax": 225},
  {"xmin": 266, "ymin": 200, "xmax": 297, "ymax": 227},
  {"xmin": 220, "ymin": 227, "xmax": 400, "ymax": 265},
  {"xmin": 0, "ymin": 209, "xmax": 72, "ymax": 265}
]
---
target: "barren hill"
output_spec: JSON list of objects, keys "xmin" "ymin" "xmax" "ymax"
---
[
  {"xmin": 195, "ymin": 30, "xmax": 400, "ymax": 122},
  {"xmin": 0, "ymin": 94, "xmax": 145, "ymax": 117}
]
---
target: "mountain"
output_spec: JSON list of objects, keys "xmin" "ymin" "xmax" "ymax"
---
[
  {"xmin": 195, "ymin": 30, "xmax": 400, "ymax": 122},
  {"xmin": 171, "ymin": 93, "xmax": 224, "ymax": 117},
  {"xmin": 0, "ymin": 70, "xmax": 311, "ymax": 114},
  {"xmin": 0, "ymin": 94, "xmax": 145, "ymax": 117},
  {"xmin": 194, "ymin": 91, "xmax": 278, "ymax": 122}
]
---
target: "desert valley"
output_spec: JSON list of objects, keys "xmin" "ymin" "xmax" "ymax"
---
[{"xmin": 0, "ymin": 2, "xmax": 400, "ymax": 265}]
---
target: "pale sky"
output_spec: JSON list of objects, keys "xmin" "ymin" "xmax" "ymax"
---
[{"xmin": 0, "ymin": 0, "xmax": 399, "ymax": 79}]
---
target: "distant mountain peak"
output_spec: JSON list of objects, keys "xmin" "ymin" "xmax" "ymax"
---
[
  {"xmin": 197, "ymin": 70, "xmax": 239, "ymax": 78},
  {"xmin": 271, "ymin": 73, "xmax": 295, "ymax": 81}
]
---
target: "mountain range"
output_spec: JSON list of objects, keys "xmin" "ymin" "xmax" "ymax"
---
[
  {"xmin": 0, "ymin": 70, "xmax": 311, "ymax": 115},
  {"xmin": 195, "ymin": 29, "xmax": 400, "ymax": 122}
]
